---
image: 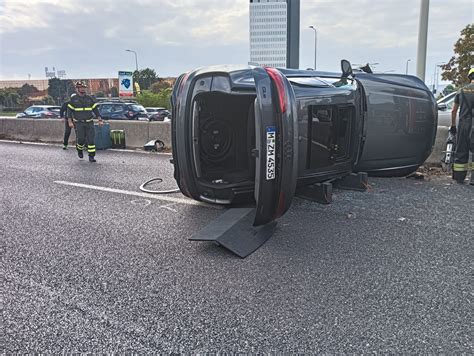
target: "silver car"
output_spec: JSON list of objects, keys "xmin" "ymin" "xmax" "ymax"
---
[
  {"xmin": 437, "ymin": 92, "xmax": 456, "ymax": 127},
  {"xmin": 16, "ymin": 105, "xmax": 61, "ymax": 119}
]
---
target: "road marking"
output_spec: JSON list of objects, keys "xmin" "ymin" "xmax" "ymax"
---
[
  {"xmin": 54, "ymin": 180, "xmax": 222, "ymax": 209},
  {"xmin": 159, "ymin": 203, "xmax": 178, "ymax": 213},
  {"xmin": 0, "ymin": 140, "xmax": 172, "ymax": 155}
]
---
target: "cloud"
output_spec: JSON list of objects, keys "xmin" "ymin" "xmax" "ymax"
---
[{"xmin": 0, "ymin": 0, "xmax": 472, "ymax": 79}]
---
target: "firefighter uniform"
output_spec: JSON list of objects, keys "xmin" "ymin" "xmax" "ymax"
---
[
  {"xmin": 452, "ymin": 82, "xmax": 474, "ymax": 184},
  {"xmin": 67, "ymin": 91, "xmax": 101, "ymax": 160}
]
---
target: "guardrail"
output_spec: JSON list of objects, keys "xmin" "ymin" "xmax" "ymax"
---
[
  {"xmin": 0, "ymin": 117, "xmax": 448, "ymax": 165},
  {"xmin": 0, "ymin": 117, "xmax": 171, "ymax": 148}
]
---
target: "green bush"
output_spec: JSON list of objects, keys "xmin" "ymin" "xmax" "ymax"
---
[{"xmin": 135, "ymin": 89, "xmax": 172, "ymax": 109}]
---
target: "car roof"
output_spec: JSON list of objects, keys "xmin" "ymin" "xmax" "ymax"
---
[
  {"xmin": 437, "ymin": 91, "xmax": 456, "ymax": 103},
  {"xmin": 29, "ymin": 105, "xmax": 60, "ymax": 108}
]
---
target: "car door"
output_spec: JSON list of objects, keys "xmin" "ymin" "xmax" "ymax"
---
[{"xmin": 252, "ymin": 67, "xmax": 298, "ymax": 226}]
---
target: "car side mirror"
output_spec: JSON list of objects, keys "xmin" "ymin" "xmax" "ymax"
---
[
  {"xmin": 437, "ymin": 103, "xmax": 447, "ymax": 111},
  {"xmin": 341, "ymin": 59, "xmax": 353, "ymax": 78}
]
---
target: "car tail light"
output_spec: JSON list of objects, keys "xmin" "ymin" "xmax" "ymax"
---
[
  {"xmin": 127, "ymin": 111, "xmax": 134, "ymax": 117},
  {"xmin": 264, "ymin": 67, "xmax": 287, "ymax": 113}
]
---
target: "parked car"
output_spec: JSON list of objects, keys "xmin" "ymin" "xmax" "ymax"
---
[
  {"xmin": 16, "ymin": 105, "xmax": 61, "ymax": 119},
  {"xmin": 171, "ymin": 61, "xmax": 437, "ymax": 227},
  {"xmin": 437, "ymin": 91, "xmax": 457, "ymax": 127},
  {"xmin": 98, "ymin": 101, "xmax": 148, "ymax": 120},
  {"xmin": 146, "ymin": 107, "xmax": 171, "ymax": 121}
]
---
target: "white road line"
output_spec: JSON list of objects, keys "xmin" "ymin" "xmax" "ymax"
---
[
  {"xmin": 0, "ymin": 140, "xmax": 172, "ymax": 155},
  {"xmin": 54, "ymin": 180, "xmax": 222, "ymax": 209}
]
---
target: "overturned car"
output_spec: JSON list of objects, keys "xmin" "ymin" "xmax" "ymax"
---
[{"xmin": 170, "ymin": 61, "xmax": 437, "ymax": 256}]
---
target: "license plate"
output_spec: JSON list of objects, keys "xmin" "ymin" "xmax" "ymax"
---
[{"xmin": 266, "ymin": 126, "xmax": 276, "ymax": 180}]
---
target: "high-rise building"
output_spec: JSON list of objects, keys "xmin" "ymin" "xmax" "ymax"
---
[{"xmin": 249, "ymin": 0, "xmax": 300, "ymax": 69}]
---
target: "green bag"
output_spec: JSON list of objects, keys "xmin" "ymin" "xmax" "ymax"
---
[{"xmin": 110, "ymin": 130, "xmax": 126, "ymax": 149}]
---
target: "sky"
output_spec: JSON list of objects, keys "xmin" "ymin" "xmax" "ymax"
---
[{"xmin": 0, "ymin": 0, "xmax": 472, "ymax": 87}]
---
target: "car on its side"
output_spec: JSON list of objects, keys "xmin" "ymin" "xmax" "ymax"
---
[
  {"xmin": 171, "ymin": 61, "xmax": 437, "ymax": 226},
  {"xmin": 146, "ymin": 107, "xmax": 171, "ymax": 121},
  {"xmin": 16, "ymin": 105, "xmax": 61, "ymax": 119},
  {"xmin": 98, "ymin": 101, "xmax": 149, "ymax": 120},
  {"xmin": 437, "ymin": 91, "xmax": 457, "ymax": 127}
]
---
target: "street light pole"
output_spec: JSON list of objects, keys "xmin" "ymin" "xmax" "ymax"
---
[
  {"xmin": 125, "ymin": 49, "xmax": 138, "ymax": 72},
  {"xmin": 406, "ymin": 59, "xmax": 411, "ymax": 74},
  {"xmin": 309, "ymin": 26, "xmax": 317, "ymax": 70}
]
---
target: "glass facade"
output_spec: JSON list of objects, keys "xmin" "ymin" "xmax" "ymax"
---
[{"xmin": 249, "ymin": 0, "xmax": 288, "ymax": 68}]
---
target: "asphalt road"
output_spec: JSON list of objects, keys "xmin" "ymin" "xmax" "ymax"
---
[{"xmin": 2, "ymin": 141, "xmax": 473, "ymax": 353}]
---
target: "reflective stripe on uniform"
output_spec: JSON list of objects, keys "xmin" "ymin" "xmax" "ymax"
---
[
  {"xmin": 92, "ymin": 103, "xmax": 99, "ymax": 109},
  {"xmin": 87, "ymin": 145, "xmax": 96, "ymax": 153},
  {"xmin": 68, "ymin": 104, "xmax": 75, "ymax": 110},
  {"xmin": 73, "ymin": 119, "xmax": 94, "ymax": 122},
  {"xmin": 74, "ymin": 107, "xmax": 93, "ymax": 111},
  {"xmin": 76, "ymin": 144, "xmax": 84, "ymax": 149},
  {"xmin": 453, "ymin": 163, "xmax": 468, "ymax": 171},
  {"xmin": 470, "ymin": 162, "xmax": 474, "ymax": 170}
]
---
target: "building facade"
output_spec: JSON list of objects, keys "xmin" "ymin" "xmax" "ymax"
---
[{"xmin": 249, "ymin": 0, "xmax": 300, "ymax": 69}]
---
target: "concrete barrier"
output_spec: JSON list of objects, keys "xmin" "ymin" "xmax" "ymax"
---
[
  {"xmin": 0, "ymin": 118, "xmax": 171, "ymax": 149},
  {"xmin": 149, "ymin": 122, "xmax": 172, "ymax": 147},
  {"xmin": 0, "ymin": 118, "xmax": 451, "ymax": 166},
  {"xmin": 425, "ymin": 126, "xmax": 449, "ymax": 165}
]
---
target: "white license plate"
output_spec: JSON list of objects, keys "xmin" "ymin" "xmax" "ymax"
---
[{"xmin": 266, "ymin": 126, "xmax": 276, "ymax": 180}]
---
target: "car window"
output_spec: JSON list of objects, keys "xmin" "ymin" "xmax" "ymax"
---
[
  {"xmin": 131, "ymin": 104, "xmax": 146, "ymax": 112},
  {"xmin": 146, "ymin": 108, "xmax": 157, "ymax": 113},
  {"xmin": 112, "ymin": 104, "xmax": 125, "ymax": 112},
  {"xmin": 99, "ymin": 104, "xmax": 113, "ymax": 113},
  {"xmin": 24, "ymin": 107, "xmax": 35, "ymax": 114},
  {"xmin": 33, "ymin": 107, "xmax": 44, "ymax": 113}
]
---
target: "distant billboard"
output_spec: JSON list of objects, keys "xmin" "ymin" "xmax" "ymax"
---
[{"xmin": 118, "ymin": 71, "xmax": 134, "ymax": 96}]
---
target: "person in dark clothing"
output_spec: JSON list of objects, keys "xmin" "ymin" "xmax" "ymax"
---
[
  {"xmin": 60, "ymin": 93, "xmax": 76, "ymax": 149},
  {"xmin": 450, "ymin": 68, "xmax": 474, "ymax": 185},
  {"xmin": 67, "ymin": 81, "xmax": 104, "ymax": 162}
]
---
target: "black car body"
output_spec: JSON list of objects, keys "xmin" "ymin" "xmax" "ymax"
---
[
  {"xmin": 171, "ymin": 64, "xmax": 437, "ymax": 226},
  {"xmin": 146, "ymin": 107, "xmax": 171, "ymax": 121},
  {"xmin": 98, "ymin": 101, "xmax": 148, "ymax": 120}
]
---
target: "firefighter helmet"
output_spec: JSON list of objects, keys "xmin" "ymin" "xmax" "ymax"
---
[
  {"xmin": 468, "ymin": 68, "xmax": 474, "ymax": 80},
  {"xmin": 75, "ymin": 80, "xmax": 87, "ymax": 88}
]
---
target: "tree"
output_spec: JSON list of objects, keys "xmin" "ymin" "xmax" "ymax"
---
[
  {"xmin": 18, "ymin": 83, "xmax": 39, "ymax": 97},
  {"xmin": 443, "ymin": 84, "xmax": 456, "ymax": 96},
  {"xmin": 135, "ymin": 88, "xmax": 172, "ymax": 109},
  {"xmin": 48, "ymin": 78, "xmax": 76, "ymax": 104},
  {"xmin": 440, "ymin": 24, "xmax": 473, "ymax": 87},
  {"xmin": 42, "ymin": 95, "xmax": 56, "ymax": 105},
  {"xmin": 133, "ymin": 68, "xmax": 158, "ymax": 90},
  {"xmin": 150, "ymin": 80, "xmax": 171, "ymax": 93}
]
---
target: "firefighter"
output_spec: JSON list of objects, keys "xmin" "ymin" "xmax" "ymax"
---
[
  {"xmin": 451, "ymin": 68, "xmax": 474, "ymax": 185},
  {"xmin": 60, "ymin": 93, "xmax": 75, "ymax": 149},
  {"xmin": 67, "ymin": 81, "xmax": 104, "ymax": 162}
]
